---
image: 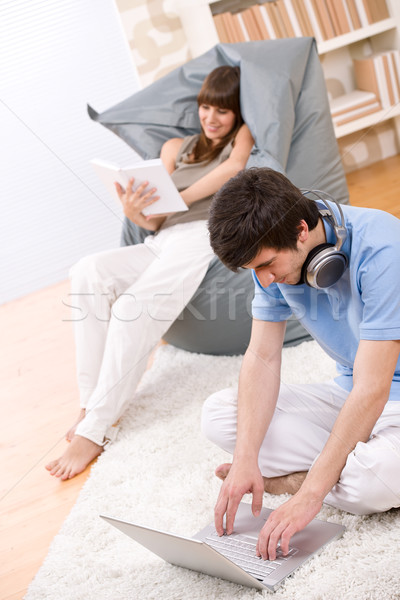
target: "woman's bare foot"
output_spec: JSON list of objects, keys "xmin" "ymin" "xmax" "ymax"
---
[
  {"xmin": 215, "ymin": 463, "xmax": 307, "ymax": 495},
  {"xmin": 66, "ymin": 408, "xmax": 86, "ymax": 442},
  {"xmin": 45, "ymin": 435, "xmax": 103, "ymax": 480}
]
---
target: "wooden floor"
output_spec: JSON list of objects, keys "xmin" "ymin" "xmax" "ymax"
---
[{"xmin": 1, "ymin": 154, "xmax": 400, "ymax": 600}]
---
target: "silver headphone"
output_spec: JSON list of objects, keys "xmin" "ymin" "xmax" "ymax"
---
[{"xmin": 300, "ymin": 190, "xmax": 348, "ymax": 289}]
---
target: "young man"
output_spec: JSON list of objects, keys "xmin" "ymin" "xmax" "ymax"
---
[{"xmin": 202, "ymin": 168, "xmax": 400, "ymax": 561}]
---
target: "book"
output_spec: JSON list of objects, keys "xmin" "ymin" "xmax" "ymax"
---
[
  {"xmin": 303, "ymin": 0, "xmax": 324, "ymax": 42},
  {"xmin": 382, "ymin": 53, "xmax": 395, "ymax": 105},
  {"xmin": 330, "ymin": 90, "xmax": 379, "ymax": 117},
  {"xmin": 390, "ymin": 51, "xmax": 400, "ymax": 99},
  {"xmin": 282, "ymin": 0, "xmax": 303, "ymax": 37},
  {"xmin": 367, "ymin": 0, "xmax": 389, "ymax": 22},
  {"xmin": 330, "ymin": 90, "xmax": 381, "ymax": 126},
  {"xmin": 332, "ymin": 102, "xmax": 381, "ymax": 126},
  {"xmin": 353, "ymin": 52, "xmax": 400, "ymax": 109},
  {"xmin": 240, "ymin": 8, "xmax": 265, "ymax": 40},
  {"xmin": 232, "ymin": 12, "xmax": 248, "ymax": 41},
  {"xmin": 256, "ymin": 4, "xmax": 277, "ymax": 38},
  {"xmin": 276, "ymin": 0, "xmax": 296, "ymax": 37},
  {"xmin": 353, "ymin": 55, "xmax": 380, "ymax": 98},
  {"xmin": 353, "ymin": 0, "xmax": 370, "ymax": 27},
  {"xmin": 263, "ymin": 2, "xmax": 285, "ymax": 37},
  {"xmin": 221, "ymin": 12, "xmax": 238, "ymax": 43},
  {"xmin": 345, "ymin": 0, "xmax": 362, "ymax": 29},
  {"xmin": 330, "ymin": 0, "xmax": 352, "ymax": 34},
  {"xmin": 90, "ymin": 158, "xmax": 189, "ymax": 217},
  {"xmin": 311, "ymin": 0, "xmax": 336, "ymax": 39},
  {"xmin": 213, "ymin": 14, "xmax": 230, "ymax": 44},
  {"xmin": 326, "ymin": 0, "xmax": 342, "ymax": 35},
  {"xmin": 292, "ymin": 0, "xmax": 314, "ymax": 36}
]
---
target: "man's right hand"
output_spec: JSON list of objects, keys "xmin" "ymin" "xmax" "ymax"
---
[{"xmin": 214, "ymin": 460, "xmax": 265, "ymax": 536}]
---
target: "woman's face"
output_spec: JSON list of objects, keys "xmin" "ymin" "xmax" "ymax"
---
[{"xmin": 198, "ymin": 104, "xmax": 236, "ymax": 145}]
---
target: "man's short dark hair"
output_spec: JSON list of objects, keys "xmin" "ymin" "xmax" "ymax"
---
[{"xmin": 208, "ymin": 168, "xmax": 320, "ymax": 271}]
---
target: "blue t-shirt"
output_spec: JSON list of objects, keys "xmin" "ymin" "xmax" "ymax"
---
[{"xmin": 252, "ymin": 202, "xmax": 400, "ymax": 400}]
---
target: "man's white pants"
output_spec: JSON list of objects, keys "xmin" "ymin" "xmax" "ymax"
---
[
  {"xmin": 202, "ymin": 381, "xmax": 400, "ymax": 515},
  {"xmin": 70, "ymin": 221, "xmax": 215, "ymax": 446}
]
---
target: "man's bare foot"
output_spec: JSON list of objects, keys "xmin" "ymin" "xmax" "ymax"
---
[
  {"xmin": 215, "ymin": 463, "xmax": 307, "ymax": 495},
  {"xmin": 263, "ymin": 471, "xmax": 307, "ymax": 495},
  {"xmin": 45, "ymin": 435, "xmax": 102, "ymax": 480},
  {"xmin": 66, "ymin": 408, "xmax": 86, "ymax": 442}
]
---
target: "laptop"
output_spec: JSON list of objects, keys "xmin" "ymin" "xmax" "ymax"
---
[{"xmin": 101, "ymin": 502, "xmax": 345, "ymax": 591}]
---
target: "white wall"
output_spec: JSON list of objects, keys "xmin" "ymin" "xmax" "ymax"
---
[{"xmin": 0, "ymin": 0, "xmax": 142, "ymax": 304}]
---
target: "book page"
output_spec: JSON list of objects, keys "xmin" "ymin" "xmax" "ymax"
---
[{"xmin": 91, "ymin": 158, "xmax": 188, "ymax": 216}]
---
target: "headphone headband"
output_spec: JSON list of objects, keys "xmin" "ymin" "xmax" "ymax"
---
[{"xmin": 301, "ymin": 189, "xmax": 347, "ymax": 253}]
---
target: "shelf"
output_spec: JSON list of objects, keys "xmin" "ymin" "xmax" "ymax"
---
[
  {"xmin": 334, "ymin": 103, "xmax": 400, "ymax": 138},
  {"xmin": 317, "ymin": 18, "xmax": 397, "ymax": 54},
  {"xmin": 177, "ymin": 0, "xmax": 400, "ymax": 141}
]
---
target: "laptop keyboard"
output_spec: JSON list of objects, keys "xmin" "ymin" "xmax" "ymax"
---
[{"xmin": 204, "ymin": 532, "xmax": 298, "ymax": 581}]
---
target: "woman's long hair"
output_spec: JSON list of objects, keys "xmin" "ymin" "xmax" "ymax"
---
[{"xmin": 187, "ymin": 65, "xmax": 243, "ymax": 165}]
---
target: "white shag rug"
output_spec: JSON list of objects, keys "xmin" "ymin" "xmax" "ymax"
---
[{"xmin": 25, "ymin": 341, "xmax": 400, "ymax": 600}]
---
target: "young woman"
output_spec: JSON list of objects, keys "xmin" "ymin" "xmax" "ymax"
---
[{"xmin": 46, "ymin": 66, "xmax": 254, "ymax": 480}]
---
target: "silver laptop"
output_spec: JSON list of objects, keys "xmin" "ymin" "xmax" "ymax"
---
[{"xmin": 101, "ymin": 502, "xmax": 345, "ymax": 592}]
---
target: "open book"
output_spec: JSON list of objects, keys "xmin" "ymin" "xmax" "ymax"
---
[{"xmin": 90, "ymin": 158, "xmax": 188, "ymax": 216}]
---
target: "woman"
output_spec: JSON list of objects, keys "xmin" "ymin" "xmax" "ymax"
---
[{"xmin": 46, "ymin": 66, "xmax": 254, "ymax": 480}]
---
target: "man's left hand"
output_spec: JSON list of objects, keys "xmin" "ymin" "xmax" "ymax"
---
[{"xmin": 256, "ymin": 491, "xmax": 323, "ymax": 560}]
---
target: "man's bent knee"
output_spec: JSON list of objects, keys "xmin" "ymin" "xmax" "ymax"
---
[
  {"xmin": 325, "ymin": 439, "xmax": 400, "ymax": 515},
  {"xmin": 201, "ymin": 388, "xmax": 238, "ymax": 454}
]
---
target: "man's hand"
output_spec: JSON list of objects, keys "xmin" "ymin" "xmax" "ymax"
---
[
  {"xmin": 214, "ymin": 460, "xmax": 265, "ymax": 536},
  {"xmin": 256, "ymin": 490, "xmax": 323, "ymax": 560}
]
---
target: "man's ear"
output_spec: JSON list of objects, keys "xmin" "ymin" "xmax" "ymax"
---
[{"xmin": 297, "ymin": 220, "xmax": 309, "ymax": 242}]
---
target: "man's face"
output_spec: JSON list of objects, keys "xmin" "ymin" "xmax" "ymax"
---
[{"xmin": 243, "ymin": 244, "xmax": 308, "ymax": 288}]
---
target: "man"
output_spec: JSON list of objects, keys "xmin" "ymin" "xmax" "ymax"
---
[{"xmin": 202, "ymin": 167, "xmax": 400, "ymax": 562}]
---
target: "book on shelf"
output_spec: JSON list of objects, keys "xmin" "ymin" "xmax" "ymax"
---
[
  {"xmin": 327, "ymin": 0, "xmax": 353, "ymax": 35},
  {"xmin": 213, "ymin": 14, "xmax": 230, "ymax": 44},
  {"xmin": 240, "ymin": 8, "xmax": 265, "ymax": 41},
  {"xmin": 292, "ymin": 0, "xmax": 314, "ymax": 36},
  {"xmin": 303, "ymin": 0, "xmax": 324, "ymax": 42},
  {"xmin": 276, "ymin": 0, "xmax": 296, "ymax": 37},
  {"xmin": 354, "ymin": 50, "xmax": 400, "ymax": 110},
  {"xmin": 330, "ymin": 90, "xmax": 381, "ymax": 126},
  {"xmin": 368, "ymin": 0, "xmax": 390, "ymax": 22},
  {"xmin": 90, "ymin": 158, "xmax": 188, "ymax": 217},
  {"xmin": 232, "ymin": 12, "xmax": 249, "ymax": 41},
  {"xmin": 282, "ymin": 0, "xmax": 303, "ymax": 37},
  {"xmin": 211, "ymin": 0, "xmax": 391, "ymax": 45},
  {"xmin": 311, "ymin": 0, "xmax": 336, "ymax": 39}
]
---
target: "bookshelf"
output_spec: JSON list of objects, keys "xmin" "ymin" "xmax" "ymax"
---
[{"xmin": 175, "ymin": 0, "xmax": 400, "ymax": 141}]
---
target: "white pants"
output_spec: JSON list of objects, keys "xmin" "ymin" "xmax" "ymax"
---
[
  {"xmin": 70, "ymin": 220, "xmax": 215, "ymax": 446},
  {"xmin": 202, "ymin": 381, "xmax": 400, "ymax": 515}
]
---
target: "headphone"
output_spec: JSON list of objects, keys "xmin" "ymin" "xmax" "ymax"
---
[{"xmin": 299, "ymin": 190, "xmax": 348, "ymax": 289}]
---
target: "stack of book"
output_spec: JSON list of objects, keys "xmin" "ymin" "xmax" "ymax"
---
[
  {"xmin": 212, "ymin": 0, "xmax": 391, "ymax": 44},
  {"xmin": 330, "ymin": 49, "xmax": 400, "ymax": 127},
  {"xmin": 330, "ymin": 90, "xmax": 381, "ymax": 126},
  {"xmin": 354, "ymin": 50, "xmax": 400, "ymax": 109}
]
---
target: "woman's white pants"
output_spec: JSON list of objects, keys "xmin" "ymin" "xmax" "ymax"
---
[
  {"xmin": 70, "ymin": 221, "xmax": 215, "ymax": 446},
  {"xmin": 202, "ymin": 381, "xmax": 400, "ymax": 515}
]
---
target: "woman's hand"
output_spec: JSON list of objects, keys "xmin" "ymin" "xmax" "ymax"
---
[{"xmin": 115, "ymin": 178, "xmax": 160, "ymax": 228}]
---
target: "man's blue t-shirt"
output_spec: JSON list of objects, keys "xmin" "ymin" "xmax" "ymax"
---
[{"xmin": 252, "ymin": 202, "xmax": 400, "ymax": 400}]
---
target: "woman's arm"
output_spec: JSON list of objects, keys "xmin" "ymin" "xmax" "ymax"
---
[{"xmin": 180, "ymin": 124, "xmax": 254, "ymax": 207}]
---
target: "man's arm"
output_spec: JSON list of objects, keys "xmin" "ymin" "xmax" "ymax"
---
[
  {"xmin": 257, "ymin": 338, "xmax": 400, "ymax": 561},
  {"xmin": 214, "ymin": 318, "xmax": 286, "ymax": 535}
]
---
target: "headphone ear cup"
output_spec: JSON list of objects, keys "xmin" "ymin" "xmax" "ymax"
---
[{"xmin": 301, "ymin": 243, "xmax": 348, "ymax": 289}]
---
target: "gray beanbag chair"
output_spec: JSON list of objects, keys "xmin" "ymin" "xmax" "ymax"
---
[{"xmin": 89, "ymin": 38, "xmax": 349, "ymax": 355}]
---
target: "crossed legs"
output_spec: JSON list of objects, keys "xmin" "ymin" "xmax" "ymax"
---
[{"xmin": 47, "ymin": 221, "xmax": 215, "ymax": 479}]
